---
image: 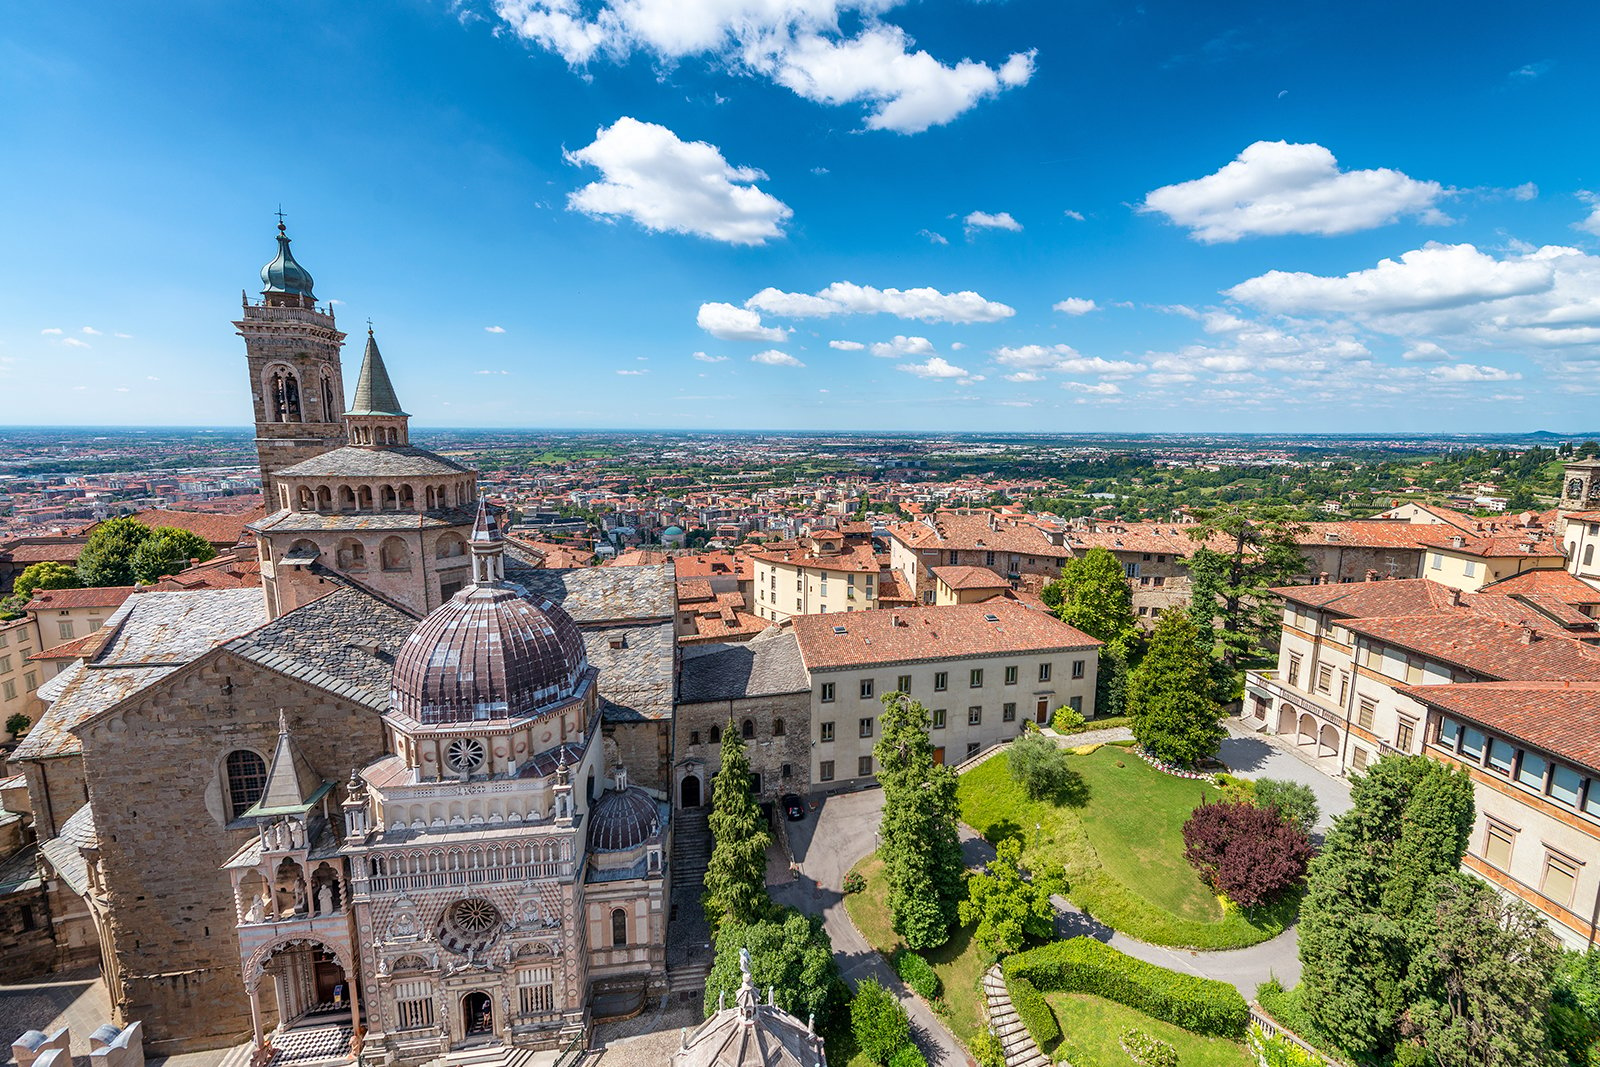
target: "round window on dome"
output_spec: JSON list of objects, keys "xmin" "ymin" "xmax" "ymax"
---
[{"xmin": 445, "ymin": 738, "xmax": 486, "ymax": 774}]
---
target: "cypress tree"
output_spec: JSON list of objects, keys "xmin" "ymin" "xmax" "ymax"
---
[
  {"xmin": 1125, "ymin": 610, "xmax": 1223, "ymax": 767},
  {"xmin": 875, "ymin": 692, "xmax": 964, "ymax": 949},
  {"xmin": 702, "ymin": 723, "xmax": 771, "ymax": 931}
]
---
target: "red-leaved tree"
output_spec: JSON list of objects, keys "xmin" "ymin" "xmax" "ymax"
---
[{"xmin": 1182, "ymin": 800, "xmax": 1313, "ymax": 908}]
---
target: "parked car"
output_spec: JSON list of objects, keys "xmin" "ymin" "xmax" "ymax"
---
[{"xmin": 781, "ymin": 793, "xmax": 806, "ymax": 821}]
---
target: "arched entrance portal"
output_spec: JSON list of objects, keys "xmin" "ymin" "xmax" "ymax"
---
[
  {"xmin": 681, "ymin": 774, "xmax": 702, "ymax": 808},
  {"xmin": 463, "ymin": 991, "xmax": 493, "ymax": 1036},
  {"xmin": 242, "ymin": 936, "xmax": 359, "ymax": 1053}
]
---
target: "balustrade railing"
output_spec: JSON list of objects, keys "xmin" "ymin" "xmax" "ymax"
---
[{"xmin": 359, "ymin": 860, "xmax": 572, "ymax": 895}]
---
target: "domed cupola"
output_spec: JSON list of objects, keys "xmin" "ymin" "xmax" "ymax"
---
[
  {"xmin": 587, "ymin": 771, "xmax": 663, "ymax": 853},
  {"xmin": 260, "ymin": 218, "xmax": 316, "ymax": 307},
  {"xmin": 390, "ymin": 499, "xmax": 588, "ymax": 725}
]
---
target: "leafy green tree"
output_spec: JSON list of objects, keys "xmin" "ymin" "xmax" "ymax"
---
[
  {"xmin": 75, "ymin": 517, "xmax": 153, "ymax": 587},
  {"xmin": 1181, "ymin": 507, "xmax": 1308, "ymax": 686},
  {"xmin": 874, "ymin": 692, "xmax": 965, "ymax": 949},
  {"xmin": 851, "ymin": 978, "xmax": 912, "ymax": 1064},
  {"xmin": 958, "ymin": 837, "xmax": 1062, "ymax": 954},
  {"xmin": 5, "ymin": 713, "xmax": 31, "ymax": 738},
  {"xmin": 1095, "ymin": 642, "xmax": 1130, "ymax": 719},
  {"xmin": 1125, "ymin": 611, "xmax": 1223, "ymax": 767},
  {"xmin": 1298, "ymin": 755, "xmax": 1475, "ymax": 1060},
  {"xmin": 1253, "ymin": 778, "xmax": 1319, "ymax": 836},
  {"xmin": 702, "ymin": 724, "xmax": 771, "ymax": 931},
  {"xmin": 703, "ymin": 910, "xmax": 841, "ymax": 1026},
  {"xmin": 1007, "ymin": 733, "xmax": 1077, "ymax": 801},
  {"xmin": 1041, "ymin": 547, "xmax": 1141, "ymax": 656},
  {"xmin": 1403, "ymin": 873, "xmax": 1562, "ymax": 1067},
  {"xmin": 129, "ymin": 526, "xmax": 216, "ymax": 583},
  {"xmin": 11, "ymin": 561, "xmax": 81, "ymax": 601}
]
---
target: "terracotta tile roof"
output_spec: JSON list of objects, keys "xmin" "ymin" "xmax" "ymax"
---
[
  {"xmin": 1341, "ymin": 613, "xmax": 1600, "ymax": 682},
  {"xmin": 875, "ymin": 573, "xmax": 916, "ymax": 605},
  {"xmin": 128, "ymin": 506, "xmax": 266, "ymax": 547},
  {"xmin": 1397, "ymin": 681, "xmax": 1600, "ymax": 773},
  {"xmin": 1481, "ymin": 569, "xmax": 1600, "ymax": 606},
  {"xmin": 1297, "ymin": 521, "xmax": 1437, "ymax": 550},
  {"xmin": 1414, "ymin": 530, "xmax": 1563, "ymax": 559},
  {"xmin": 676, "ymin": 579, "xmax": 715, "ymax": 603},
  {"xmin": 888, "ymin": 511, "xmax": 1065, "ymax": 557},
  {"xmin": 672, "ymin": 551, "xmax": 754, "ymax": 581},
  {"xmin": 29, "ymin": 632, "xmax": 101, "ymax": 661},
  {"xmin": 24, "ymin": 586, "xmax": 138, "ymax": 612},
  {"xmin": 1064, "ymin": 524, "xmax": 1232, "ymax": 556},
  {"xmin": 934, "ymin": 565, "xmax": 1010, "ymax": 590},
  {"xmin": 1272, "ymin": 578, "xmax": 1457, "ymax": 618},
  {"xmin": 749, "ymin": 542, "xmax": 880, "ymax": 573},
  {"xmin": 792, "ymin": 600, "xmax": 1099, "ymax": 670},
  {"xmin": 149, "ymin": 553, "xmax": 262, "ymax": 591},
  {"xmin": 0, "ymin": 539, "xmax": 86, "ymax": 565}
]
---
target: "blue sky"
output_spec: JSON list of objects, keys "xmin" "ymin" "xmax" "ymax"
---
[{"xmin": 2, "ymin": 1, "xmax": 1598, "ymax": 432}]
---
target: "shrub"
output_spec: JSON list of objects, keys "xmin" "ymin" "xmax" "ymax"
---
[
  {"xmin": 1053, "ymin": 705, "xmax": 1087, "ymax": 731},
  {"xmin": 887, "ymin": 1046, "xmax": 927, "ymax": 1067},
  {"xmin": 1215, "ymin": 772, "xmax": 1256, "ymax": 805},
  {"xmin": 843, "ymin": 870, "xmax": 867, "ymax": 895},
  {"xmin": 893, "ymin": 949, "xmax": 941, "ymax": 1000},
  {"xmin": 6, "ymin": 712, "xmax": 31, "ymax": 738},
  {"xmin": 969, "ymin": 1030, "xmax": 1006, "ymax": 1067},
  {"xmin": 1052, "ymin": 713, "xmax": 1132, "ymax": 736},
  {"xmin": 1254, "ymin": 778, "xmax": 1319, "ymax": 835},
  {"xmin": 1007, "ymin": 733, "xmax": 1076, "ymax": 801},
  {"xmin": 1007, "ymin": 974, "xmax": 1060, "ymax": 1050},
  {"xmin": 1247, "ymin": 1023, "xmax": 1326, "ymax": 1067},
  {"xmin": 1003, "ymin": 937, "xmax": 1249, "ymax": 1038},
  {"xmin": 1182, "ymin": 801, "xmax": 1313, "ymax": 908},
  {"xmin": 1120, "ymin": 1028, "xmax": 1178, "ymax": 1067},
  {"xmin": 851, "ymin": 978, "xmax": 912, "ymax": 1064}
]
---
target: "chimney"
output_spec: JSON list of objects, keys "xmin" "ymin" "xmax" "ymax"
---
[
  {"xmin": 1450, "ymin": 535, "xmax": 1466, "ymax": 549},
  {"xmin": 1520, "ymin": 624, "xmax": 1538, "ymax": 645},
  {"xmin": 1447, "ymin": 587, "xmax": 1462, "ymax": 607},
  {"xmin": 1365, "ymin": 569, "xmax": 1380, "ymax": 582}
]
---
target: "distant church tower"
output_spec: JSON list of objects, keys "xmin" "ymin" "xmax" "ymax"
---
[{"xmin": 235, "ymin": 219, "xmax": 347, "ymax": 503}]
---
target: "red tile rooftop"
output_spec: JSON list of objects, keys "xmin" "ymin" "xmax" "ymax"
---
[
  {"xmin": 1397, "ymin": 680, "xmax": 1600, "ymax": 773},
  {"xmin": 792, "ymin": 600, "xmax": 1098, "ymax": 670}
]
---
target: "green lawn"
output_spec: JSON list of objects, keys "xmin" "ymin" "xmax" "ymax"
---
[
  {"xmin": 842, "ymin": 853, "xmax": 991, "ymax": 1046},
  {"xmin": 1045, "ymin": 993, "xmax": 1255, "ymax": 1067},
  {"xmin": 958, "ymin": 746, "xmax": 1299, "ymax": 949}
]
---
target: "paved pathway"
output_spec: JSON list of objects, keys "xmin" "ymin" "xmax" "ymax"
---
[{"xmin": 1217, "ymin": 721, "xmax": 1354, "ymax": 833}]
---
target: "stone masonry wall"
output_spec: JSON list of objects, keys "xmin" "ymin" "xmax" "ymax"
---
[{"xmin": 674, "ymin": 692, "xmax": 812, "ymax": 805}]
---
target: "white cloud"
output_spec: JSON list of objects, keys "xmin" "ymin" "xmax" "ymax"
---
[
  {"xmin": 693, "ymin": 351, "xmax": 730, "ymax": 362},
  {"xmin": 61, "ymin": 337, "xmax": 91, "ymax": 349},
  {"xmin": 1004, "ymin": 371, "xmax": 1044, "ymax": 382},
  {"xmin": 492, "ymin": 2, "xmax": 1034, "ymax": 133},
  {"xmin": 950, "ymin": 341, "xmax": 966, "ymax": 351},
  {"xmin": 745, "ymin": 281, "xmax": 1014, "ymax": 323},
  {"xmin": 964, "ymin": 210, "xmax": 1021, "ymax": 232},
  {"xmin": 697, "ymin": 302, "xmax": 790, "ymax": 342},
  {"xmin": 484, "ymin": 325, "xmax": 506, "ymax": 333},
  {"xmin": 1430, "ymin": 363, "xmax": 1521, "ymax": 382},
  {"xmin": 1052, "ymin": 297, "xmax": 1097, "ymax": 316},
  {"xmin": 475, "ymin": 369, "xmax": 511, "ymax": 375},
  {"xmin": 40, "ymin": 328, "xmax": 62, "ymax": 335},
  {"xmin": 992, "ymin": 345, "xmax": 1141, "ymax": 376},
  {"xmin": 918, "ymin": 229, "xmax": 949, "ymax": 245},
  {"xmin": 897, "ymin": 356, "xmax": 970, "ymax": 379},
  {"xmin": 81, "ymin": 326, "xmax": 101, "ymax": 335},
  {"xmin": 1063, "ymin": 209, "xmax": 1085, "ymax": 221},
  {"xmin": 114, "ymin": 332, "xmax": 132, "ymax": 339},
  {"xmin": 1141, "ymin": 141, "xmax": 1448, "ymax": 242},
  {"xmin": 567, "ymin": 117, "xmax": 791, "ymax": 245},
  {"xmin": 1062, "ymin": 381, "xmax": 1122, "ymax": 395},
  {"xmin": 1402, "ymin": 342, "xmax": 1451, "ymax": 362},
  {"xmin": 828, "ymin": 340, "xmax": 865, "ymax": 351},
  {"xmin": 1578, "ymin": 192, "xmax": 1600, "ymax": 238},
  {"xmin": 869, "ymin": 335, "xmax": 935, "ymax": 357},
  {"xmin": 1512, "ymin": 182, "xmax": 1538, "ymax": 201},
  {"xmin": 751, "ymin": 349, "xmax": 805, "ymax": 367},
  {"xmin": 616, "ymin": 368, "xmax": 649, "ymax": 375}
]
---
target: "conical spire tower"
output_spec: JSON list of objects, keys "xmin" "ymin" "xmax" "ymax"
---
[
  {"xmin": 469, "ymin": 496, "xmax": 507, "ymax": 587},
  {"xmin": 344, "ymin": 327, "xmax": 410, "ymax": 447}
]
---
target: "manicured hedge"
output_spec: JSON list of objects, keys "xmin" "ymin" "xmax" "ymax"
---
[
  {"xmin": 893, "ymin": 949, "xmax": 941, "ymax": 1000},
  {"xmin": 1006, "ymin": 974, "xmax": 1061, "ymax": 1050},
  {"xmin": 1002, "ymin": 937, "xmax": 1249, "ymax": 1038}
]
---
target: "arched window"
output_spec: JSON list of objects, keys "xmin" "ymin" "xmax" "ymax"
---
[
  {"xmin": 339, "ymin": 486, "xmax": 356, "ymax": 511},
  {"xmin": 741, "ymin": 719, "xmax": 754, "ymax": 740},
  {"xmin": 321, "ymin": 373, "xmax": 337, "ymax": 423},
  {"xmin": 296, "ymin": 486, "xmax": 314, "ymax": 511},
  {"xmin": 226, "ymin": 750, "xmax": 268, "ymax": 820},
  {"xmin": 315, "ymin": 486, "xmax": 332, "ymax": 511},
  {"xmin": 709, "ymin": 725, "xmax": 721, "ymax": 744},
  {"xmin": 381, "ymin": 537, "xmax": 411, "ymax": 572},
  {"xmin": 337, "ymin": 539, "xmax": 367, "ymax": 570},
  {"xmin": 610, "ymin": 908, "xmax": 627, "ymax": 947},
  {"xmin": 387, "ymin": 426, "xmax": 398, "ymax": 445},
  {"xmin": 773, "ymin": 718, "xmax": 786, "ymax": 737},
  {"xmin": 1586, "ymin": 545, "xmax": 1595, "ymax": 567},
  {"xmin": 267, "ymin": 368, "xmax": 302, "ymax": 423},
  {"xmin": 399, "ymin": 484, "xmax": 415, "ymax": 509},
  {"xmin": 282, "ymin": 374, "xmax": 302, "ymax": 421},
  {"xmin": 381, "ymin": 485, "xmax": 398, "ymax": 511},
  {"xmin": 358, "ymin": 485, "xmax": 374, "ymax": 510}
]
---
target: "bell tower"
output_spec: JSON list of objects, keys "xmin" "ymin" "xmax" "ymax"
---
[{"xmin": 235, "ymin": 217, "xmax": 348, "ymax": 507}]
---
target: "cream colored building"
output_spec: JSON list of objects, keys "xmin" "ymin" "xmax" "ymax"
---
[
  {"xmin": 1418, "ymin": 531, "xmax": 1565, "ymax": 592},
  {"xmin": 750, "ymin": 532, "xmax": 880, "ymax": 622},
  {"xmin": 930, "ymin": 565, "xmax": 1011, "ymax": 606},
  {"xmin": 1562, "ymin": 510, "xmax": 1600, "ymax": 588},
  {"xmin": 24, "ymin": 586, "xmax": 136, "ymax": 654},
  {"xmin": 0, "ymin": 615, "xmax": 41, "ymax": 730},
  {"xmin": 791, "ymin": 601, "xmax": 1099, "ymax": 787}
]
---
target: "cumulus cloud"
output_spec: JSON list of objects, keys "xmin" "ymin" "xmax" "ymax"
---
[
  {"xmin": 61, "ymin": 337, "xmax": 91, "ymax": 349},
  {"xmin": 1052, "ymin": 297, "xmax": 1097, "ymax": 316},
  {"xmin": 751, "ymin": 349, "xmax": 805, "ymax": 367},
  {"xmin": 897, "ymin": 355, "xmax": 970, "ymax": 379},
  {"xmin": 1063, "ymin": 209, "xmax": 1085, "ymax": 221},
  {"xmin": 1004, "ymin": 371, "xmax": 1044, "ymax": 382},
  {"xmin": 745, "ymin": 281, "xmax": 1014, "ymax": 323},
  {"xmin": 81, "ymin": 326, "xmax": 101, "ymax": 335},
  {"xmin": 616, "ymin": 368, "xmax": 649, "ymax": 375},
  {"xmin": 991, "ymin": 345, "xmax": 1141, "ymax": 376},
  {"xmin": 1141, "ymin": 141, "xmax": 1448, "ymax": 242},
  {"xmin": 964, "ymin": 210, "xmax": 1021, "ymax": 233},
  {"xmin": 692, "ymin": 351, "xmax": 729, "ymax": 362},
  {"xmin": 484, "ymin": 325, "xmax": 506, "ymax": 333},
  {"xmin": 697, "ymin": 302, "xmax": 790, "ymax": 342},
  {"xmin": 828, "ymin": 340, "xmax": 865, "ymax": 351},
  {"xmin": 492, "ymin": 1, "xmax": 1034, "ymax": 133},
  {"xmin": 869, "ymin": 335, "xmax": 935, "ymax": 357},
  {"xmin": 567, "ymin": 117, "xmax": 791, "ymax": 245},
  {"xmin": 1431, "ymin": 363, "xmax": 1521, "ymax": 382},
  {"xmin": 40, "ymin": 328, "xmax": 62, "ymax": 335},
  {"xmin": 1062, "ymin": 381, "xmax": 1122, "ymax": 395},
  {"xmin": 1578, "ymin": 192, "xmax": 1600, "ymax": 237},
  {"xmin": 1402, "ymin": 342, "xmax": 1451, "ymax": 362}
]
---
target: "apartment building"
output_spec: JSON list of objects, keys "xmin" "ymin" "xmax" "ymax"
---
[
  {"xmin": 887, "ymin": 511, "xmax": 1068, "ymax": 605},
  {"xmin": 792, "ymin": 601, "xmax": 1100, "ymax": 789},
  {"xmin": 1562, "ymin": 510, "xmax": 1600, "ymax": 588},
  {"xmin": 1243, "ymin": 576, "xmax": 1600, "ymax": 948},
  {"xmin": 0, "ymin": 615, "xmax": 42, "ymax": 730},
  {"xmin": 750, "ymin": 532, "xmax": 881, "ymax": 622},
  {"xmin": 1418, "ymin": 530, "xmax": 1566, "ymax": 592},
  {"xmin": 24, "ymin": 585, "xmax": 137, "ymax": 654}
]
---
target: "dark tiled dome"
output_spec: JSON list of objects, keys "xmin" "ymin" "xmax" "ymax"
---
[
  {"xmin": 587, "ymin": 787, "xmax": 662, "ymax": 852},
  {"xmin": 391, "ymin": 584, "xmax": 587, "ymax": 725}
]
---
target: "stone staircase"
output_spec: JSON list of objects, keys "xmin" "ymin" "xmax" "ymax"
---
[
  {"xmin": 672, "ymin": 808, "xmax": 711, "ymax": 891},
  {"xmin": 667, "ymin": 807, "xmax": 713, "ymax": 997},
  {"xmin": 982, "ymin": 964, "xmax": 1052, "ymax": 1067},
  {"xmin": 422, "ymin": 1043, "xmax": 543, "ymax": 1067}
]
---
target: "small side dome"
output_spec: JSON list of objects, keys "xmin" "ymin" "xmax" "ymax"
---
[
  {"xmin": 261, "ymin": 221, "xmax": 315, "ymax": 298},
  {"xmin": 587, "ymin": 787, "xmax": 662, "ymax": 852}
]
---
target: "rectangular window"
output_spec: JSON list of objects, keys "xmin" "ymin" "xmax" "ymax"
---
[
  {"xmin": 1584, "ymin": 782, "xmax": 1600, "ymax": 819},
  {"xmin": 1460, "ymin": 727, "xmax": 1486, "ymax": 761},
  {"xmin": 1003, "ymin": 702, "xmax": 1016, "ymax": 722},
  {"xmin": 1316, "ymin": 665, "xmax": 1333, "ymax": 693},
  {"xmin": 1396, "ymin": 717, "xmax": 1416, "ymax": 751},
  {"xmin": 1, "ymin": 680, "xmax": 14, "ymax": 701},
  {"xmin": 1543, "ymin": 852, "xmax": 1580, "ymax": 906},
  {"xmin": 1438, "ymin": 717, "xmax": 1462, "ymax": 749},
  {"xmin": 1071, "ymin": 660, "xmax": 1085, "ymax": 680},
  {"xmin": 932, "ymin": 708, "xmax": 946, "ymax": 729},
  {"xmin": 970, "ymin": 668, "xmax": 983, "ymax": 688},
  {"xmin": 897, "ymin": 674, "xmax": 912, "ymax": 693},
  {"xmin": 860, "ymin": 678, "xmax": 874, "ymax": 700},
  {"xmin": 1039, "ymin": 662, "xmax": 1053, "ymax": 683},
  {"xmin": 1487, "ymin": 739, "xmax": 1516, "ymax": 775},
  {"xmin": 859, "ymin": 717, "xmax": 874, "ymax": 739},
  {"xmin": 1517, "ymin": 751, "xmax": 1547, "ymax": 789},
  {"xmin": 1550, "ymin": 765, "xmax": 1582, "ymax": 806},
  {"xmin": 820, "ymin": 722, "xmax": 834, "ymax": 743},
  {"xmin": 819, "ymin": 760, "xmax": 834, "ymax": 782},
  {"xmin": 57, "ymin": 621, "xmax": 74, "ymax": 641},
  {"xmin": 396, "ymin": 980, "xmax": 435, "ymax": 1029},
  {"xmin": 1464, "ymin": 560, "xmax": 1477, "ymax": 578},
  {"xmin": 22, "ymin": 671, "xmax": 35, "ymax": 691},
  {"xmin": 1005, "ymin": 665, "xmax": 1018, "ymax": 685},
  {"xmin": 1430, "ymin": 552, "xmax": 1443, "ymax": 570},
  {"xmin": 1351, "ymin": 747, "xmax": 1370, "ymax": 771},
  {"xmin": 966, "ymin": 742, "xmax": 980, "ymax": 758},
  {"xmin": 0, "ymin": 655, "xmax": 10, "ymax": 674},
  {"xmin": 1483, "ymin": 821, "xmax": 1516, "ymax": 870},
  {"xmin": 1404, "ymin": 657, "xmax": 1425, "ymax": 686},
  {"xmin": 781, "ymin": 763, "xmax": 792, "ymax": 779},
  {"xmin": 1357, "ymin": 698, "xmax": 1376, "ymax": 731},
  {"xmin": 1069, "ymin": 695, "xmax": 1083, "ymax": 713},
  {"xmin": 820, "ymin": 682, "xmax": 835, "ymax": 703},
  {"xmin": 934, "ymin": 671, "xmax": 947, "ymax": 691},
  {"xmin": 968, "ymin": 706, "xmax": 982, "ymax": 725},
  {"xmin": 858, "ymin": 755, "xmax": 874, "ymax": 777},
  {"xmin": 518, "ymin": 968, "xmax": 555, "ymax": 1014},
  {"xmin": 1287, "ymin": 654, "xmax": 1301, "ymax": 689}
]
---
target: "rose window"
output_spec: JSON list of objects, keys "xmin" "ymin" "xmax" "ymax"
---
[
  {"xmin": 449, "ymin": 898, "xmax": 500, "ymax": 935},
  {"xmin": 445, "ymin": 738, "xmax": 486, "ymax": 774}
]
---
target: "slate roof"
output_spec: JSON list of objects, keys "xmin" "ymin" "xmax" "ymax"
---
[
  {"xmin": 346, "ymin": 331, "xmax": 408, "ymax": 416},
  {"xmin": 1397, "ymin": 681, "xmax": 1600, "ymax": 773},
  {"xmin": 38, "ymin": 803, "xmax": 95, "ymax": 896},
  {"xmin": 0, "ymin": 843, "xmax": 41, "ymax": 898},
  {"xmin": 679, "ymin": 628, "xmax": 809, "ymax": 704},
  {"xmin": 510, "ymin": 562, "xmax": 675, "ymax": 624},
  {"xmin": 274, "ymin": 445, "xmax": 472, "ymax": 480},
  {"xmin": 586, "ymin": 787, "xmax": 664, "ymax": 852},
  {"xmin": 14, "ymin": 589, "xmax": 269, "ymax": 761},
  {"xmin": 793, "ymin": 600, "xmax": 1100, "ymax": 671},
  {"xmin": 583, "ymin": 622, "xmax": 676, "ymax": 721}
]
